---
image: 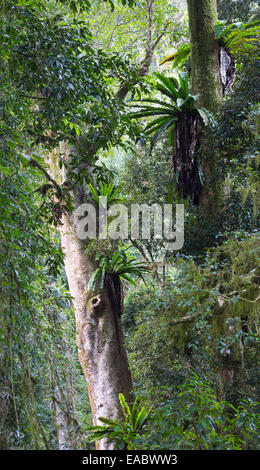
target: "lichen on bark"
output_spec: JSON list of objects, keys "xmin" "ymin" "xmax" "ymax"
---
[
  {"xmin": 187, "ymin": 0, "xmax": 222, "ymax": 112},
  {"xmin": 185, "ymin": 0, "xmax": 224, "ymax": 212}
]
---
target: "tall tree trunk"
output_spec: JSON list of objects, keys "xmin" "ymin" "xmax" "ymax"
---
[
  {"xmin": 187, "ymin": 0, "xmax": 222, "ymax": 211},
  {"xmin": 59, "ymin": 200, "xmax": 134, "ymax": 450},
  {"xmin": 49, "ymin": 326, "xmax": 79, "ymax": 450},
  {"xmin": 44, "ymin": 0, "xmax": 166, "ymax": 448},
  {"xmin": 186, "ymin": 1, "xmax": 248, "ymax": 401},
  {"xmin": 187, "ymin": 0, "xmax": 222, "ymax": 112},
  {"xmin": 53, "ymin": 383, "xmax": 73, "ymax": 450}
]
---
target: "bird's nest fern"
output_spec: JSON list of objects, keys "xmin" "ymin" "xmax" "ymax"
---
[
  {"xmin": 88, "ymin": 248, "xmax": 149, "ymax": 316},
  {"xmin": 130, "ymin": 72, "xmax": 213, "ymax": 204},
  {"xmin": 159, "ymin": 20, "xmax": 260, "ymax": 68}
]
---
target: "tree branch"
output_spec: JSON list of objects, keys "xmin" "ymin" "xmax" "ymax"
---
[
  {"xmin": 65, "ymin": 1, "xmax": 171, "ymax": 188},
  {"xmin": 169, "ymin": 313, "xmax": 199, "ymax": 325},
  {"xmin": 130, "ymin": 239, "xmax": 164, "ymax": 286},
  {"xmin": 151, "ymin": 21, "xmax": 171, "ymax": 51},
  {"xmin": 29, "ymin": 158, "xmax": 62, "ymax": 198},
  {"xmin": 130, "ymin": 238, "xmax": 151, "ymax": 264},
  {"xmin": 115, "ymin": 0, "xmax": 155, "ymax": 100}
]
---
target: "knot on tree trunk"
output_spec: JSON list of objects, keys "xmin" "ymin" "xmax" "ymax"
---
[{"xmin": 87, "ymin": 273, "xmax": 124, "ymax": 318}]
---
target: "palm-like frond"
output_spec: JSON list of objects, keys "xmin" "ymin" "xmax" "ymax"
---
[
  {"xmin": 88, "ymin": 248, "xmax": 149, "ymax": 290},
  {"xmin": 215, "ymin": 20, "xmax": 260, "ymax": 50},
  {"xmin": 89, "ymin": 182, "xmax": 124, "ymax": 207},
  {"xmin": 130, "ymin": 72, "xmax": 209, "ymax": 146},
  {"xmin": 154, "ymin": 73, "xmax": 180, "ymax": 99},
  {"xmin": 87, "ymin": 393, "xmax": 150, "ymax": 449},
  {"xmin": 159, "ymin": 20, "xmax": 260, "ymax": 69},
  {"xmin": 159, "ymin": 43, "xmax": 191, "ymax": 68}
]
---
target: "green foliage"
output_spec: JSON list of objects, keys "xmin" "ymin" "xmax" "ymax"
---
[
  {"xmin": 217, "ymin": 0, "xmax": 260, "ymax": 23},
  {"xmin": 131, "ymin": 72, "xmax": 210, "ymax": 146},
  {"xmin": 123, "ymin": 266, "xmax": 216, "ymax": 392},
  {"xmin": 0, "ymin": 0, "xmax": 140, "ymax": 191},
  {"xmin": 87, "ymin": 377, "xmax": 259, "ymax": 450},
  {"xmin": 88, "ymin": 248, "xmax": 149, "ymax": 289},
  {"xmin": 141, "ymin": 375, "xmax": 260, "ymax": 450},
  {"xmin": 159, "ymin": 19, "xmax": 260, "ymax": 68},
  {"xmin": 102, "ymin": 0, "xmax": 137, "ymax": 12},
  {"xmin": 86, "ymin": 0, "xmax": 185, "ymax": 61},
  {"xmin": 0, "ymin": 0, "xmax": 132, "ymax": 449},
  {"xmin": 0, "ymin": 158, "xmax": 89, "ymax": 449},
  {"xmin": 119, "ymin": 138, "xmax": 174, "ymax": 207},
  {"xmin": 214, "ymin": 19, "xmax": 260, "ymax": 51},
  {"xmin": 159, "ymin": 43, "xmax": 191, "ymax": 68},
  {"xmin": 211, "ymin": 42, "xmax": 260, "ymax": 235},
  {"xmin": 0, "ymin": 0, "xmax": 259, "ymax": 452},
  {"xmin": 123, "ymin": 233, "xmax": 259, "ymax": 407},
  {"xmin": 88, "ymin": 181, "xmax": 125, "ymax": 207},
  {"xmin": 87, "ymin": 393, "xmax": 150, "ymax": 449}
]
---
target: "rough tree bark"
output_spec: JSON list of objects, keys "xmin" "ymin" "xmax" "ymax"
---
[
  {"xmin": 186, "ymin": 0, "xmax": 223, "ymax": 211},
  {"xmin": 46, "ymin": 0, "xmax": 168, "ymax": 450},
  {"xmin": 59, "ymin": 201, "xmax": 134, "ymax": 450},
  {"xmin": 170, "ymin": 1, "xmax": 235, "ymax": 207},
  {"xmin": 173, "ymin": 111, "xmax": 202, "ymax": 205},
  {"xmin": 187, "ymin": 0, "xmax": 222, "ymax": 112},
  {"xmin": 186, "ymin": 0, "xmax": 248, "ymax": 400}
]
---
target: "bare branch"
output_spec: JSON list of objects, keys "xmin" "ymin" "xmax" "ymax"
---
[
  {"xmin": 19, "ymin": 93, "xmax": 47, "ymax": 100},
  {"xmin": 130, "ymin": 238, "xmax": 151, "ymax": 264},
  {"xmin": 115, "ymin": 3, "xmax": 171, "ymax": 101},
  {"xmin": 130, "ymin": 238, "xmax": 164, "ymax": 286},
  {"xmin": 169, "ymin": 313, "xmax": 199, "ymax": 325},
  {"xmin": 151, "ymin": 21, "xmax": 171, "ymax": 51}
]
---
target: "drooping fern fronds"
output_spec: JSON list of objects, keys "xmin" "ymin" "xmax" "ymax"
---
[
  {"xmin": 88, "ymin": 248, "xmax": 149, "ymax": 291},
  {"xmin": 159, "ymin": 20, "xmax": 260, "ymax": 68}
]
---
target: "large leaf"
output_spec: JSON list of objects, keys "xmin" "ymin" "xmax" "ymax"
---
[
  {"xmin": 172, "ymin": 49, "xmax": 191, "ymax": 69},
  {"xmin": 145, "ymin": 116, "xmax": 173, "ymax": 132},
  {"xmin": 197, "ymin": 107, "xmax": 217, "ymax": 127},
  {"xmin": 178, "ymin": 72, "xmax": 189, "ymax": 99},
  {"xmin": 168, "ymin": 123, "xmax": 175, "ymax": 147},
  {"xmin": 120, "ymin": 273, "xmax": 136, "ymax": 285},
  {"xmin": 225, "ymin": 27, "xmax": 260, "ymax": 49},
  {"xmin": 216, "ymin": 19, "xmax": 260, "ymax": 50},
  {"xmin": 88, "ymin": 183, "xmax": 99, "ymax": 204},
  {"xmin": 132, "ymin": 109, "xmax": 175, "ymax": 118},
  {"xmin": 159, "ymin": 43, "xmax": 191, "ymax": 69},
  {"xmin": 132, "ymin": 98, "xmax": 180, "ymax": 111},
  {"xmin": 134, "ymin": 407, "xmax": 150, "ymax": 431},
  {"xmin": 214, "ymin": 20, "xmax": 229, "ymax": 39},
  {"xmin": 145, "ymin": 116, "xmax": 177, "ymax": 136},
  {"xmin": 156, "ymin": 83, "xmax": 180, "ymax": 102},
  {"xmin": 154, "ymin": 73, "xmax": 179, "ymax": 100},
  {"xmin": 159, "ymin": 20, "xmax": 260, "ymax": 70},
  {"xmin": 151, "ymin": 117, "xmax": 177, "ymax": 145},
  {"xmin": 119, "ymin": 393, "xmax": 131, "ymax": 420}
]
